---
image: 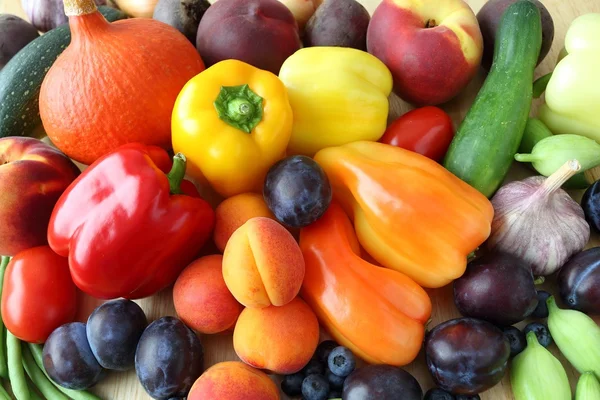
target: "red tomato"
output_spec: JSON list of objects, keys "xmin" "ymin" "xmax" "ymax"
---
[
  {"xmin": 2, "ymin": 246, "xmax": 77, "ymax": 343},
  {"xmin": 379, "ymin": 106, "xmax": 455, "ymax": 162}
]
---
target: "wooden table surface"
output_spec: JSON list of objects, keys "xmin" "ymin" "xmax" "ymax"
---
[{"xmin": 2, "ymin": 0, "xmax": 600, "ymax": 399}]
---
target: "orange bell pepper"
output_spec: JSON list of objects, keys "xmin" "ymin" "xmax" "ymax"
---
[
  {"xmin": 313, "ymin": 141, "xmax": 494, "ymax": 288},
  {"xmin": 300, "ymin": 202, "xmax": 431, "ymax": 366}
]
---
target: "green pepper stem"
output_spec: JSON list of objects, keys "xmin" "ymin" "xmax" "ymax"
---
[
  {"xmin": 213, "ymin": 84, "xmax": 263, "ymax": 133},
  {"xmin": 546, "ymin": 295, "xmax": 559, "ymax": 314},
  {"xmin": 167, "ymin": 153, "xmax": 187, "ymax": 195},
  {"xmin": 514, "ymin": 153, "xmax": 538, "ymax": 163},
  {"xmin": 533, "ymin": 73, "xmax": 553, "ymax": 98},
  {"xmin": 526, "ymin": 331, "xmax": 540, "ymax": 347}
]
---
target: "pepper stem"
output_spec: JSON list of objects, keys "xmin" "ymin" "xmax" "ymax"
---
[
  {"xmin": 538, "ymin": 159, "xmax": 581, "ymax": 196},
  {"xmin": 546, "ymin": 295, "xmax": 559, "ymax": 314},
  {"xmin": 514, "ymin": 153, "xmax": 538, "ymax": 163},
  {"xmin": 63, "ymin": 0, "xmax": 98, "ymax": 16},
  {"xmin": 525, "ymin": 331, "xmax": 540, "ymax": 347},
  {"xmin": 167, "ymin": 153, "xmax": 187, "ymax": 195},
  {"xmin": 213, "ymin": 84, "xmax": 263, "ymax": 133}
]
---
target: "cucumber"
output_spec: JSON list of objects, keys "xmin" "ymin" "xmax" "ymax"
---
[
  {"xmin": 0, "ymin": 7, "xmax": 126, "ymax": 139},
  {"xmin": 518, "ymin": 118, "xmax": 552, "ymax": 154},
  {"xmin": 443, "ymin": 0, "xmax": 542, "ymax": 198}
]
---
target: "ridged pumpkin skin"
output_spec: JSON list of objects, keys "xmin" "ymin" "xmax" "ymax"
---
[{"xmin": 40, "ymin": 10, "xmax": 204, "ymax": 165}]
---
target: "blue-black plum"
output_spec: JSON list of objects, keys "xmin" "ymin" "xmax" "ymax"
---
[
  {"xmin": 135, "ymin": 316, "xmax": 204, "ymax": 399},
  {"xmin": 582, "ymin": 180, "xmax": 600, "ymax": 232},
  {"xmin": 43, "ymin": 322, "xmax": 105, "ymax": 390},
  {"xmin": 342, "ymin": 365, "xmax": 422, "ymax": 400},
  {"xmin": 86, "ymin": 299, "xmax": 148, "ymax": 371},
  {"xmin": 425, "ymin": 388, "xmax": 456, "ymax": 400},
  {"xmin": 453, "ymin": 252, "xmax": 538, "ymax": 326},
  {"xmin": 558, "ymin": 247, "xmax": 600, "ymax": 315},
  {"xmin": 425, "ymin": 318, "xmax": 510, "ymax": 395},
  {"xmin": 263, "ymin": 155, "xmax": 332, "ymax": 228}
]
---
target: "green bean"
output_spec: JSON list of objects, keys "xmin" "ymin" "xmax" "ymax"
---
[
  {"xmin": 22, "ymin": 344, "xmax": 68, "ymax": 400},
  {"xmin": 7, "ymin": 331, "xmax": 30, "ymax": 400},
  {"xmin": 28, "ymin": 344, "xmax": 102, "ymax": 400},
  {"xmin": 0, "ymin": 256, "xmax": 11, "ymax": 379},
  {"xmin": 28, "ymin": 387, "xmax": 42, "ymax": 400},
  {"xmin": 0, "ymin": 382, "xmax": 11, "ymax": 400}
]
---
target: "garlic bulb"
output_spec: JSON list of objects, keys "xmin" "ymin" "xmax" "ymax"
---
[{"xmin": 487, "ymin": 159, "xmax": 590, "ymax": 276}]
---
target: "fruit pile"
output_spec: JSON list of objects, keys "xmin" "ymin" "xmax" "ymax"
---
[{"xmin": 0, "ymin": 0, "xmax": 599, "ymax": 399}]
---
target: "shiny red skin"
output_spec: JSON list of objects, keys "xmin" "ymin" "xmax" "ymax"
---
[
  {"xmin": 196, "ymin": 0, "xmax": 301, "ymax": 74},
  {"xmin": 379, "ymin": 106, "xmax": 454, "ymax": 162},
  {"xmin": 2, "ymin": 246, "xmax": 77, "ymax": 344},
  {"xmin": 47, "ymin": 143, "xmax": 215, "ymax": 300},
  {"xmin": 367, "ymin": 0, "xmax": 482, "ymax": 105},
  {"xmin": 0, "ymin": 137, "xmax": 80, "ymax": 256}
]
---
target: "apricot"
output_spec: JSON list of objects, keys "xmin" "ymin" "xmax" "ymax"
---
[
  {"xmin": 233, "ymin": 297, "xmax": 319, "ymax": 374},
  {"xmin": 213, "ymin": 193, "xmax": 274, "ymax": 253},
  {"xmin": 188, "ymin": 361, "xmax": 279, "ymax": 400},
  {"xmin": 173, "ymin": 255, "xmax": 243, "ymax": 334},
  {"xmin": 222, "ymin": 217, "xmax": 305, "ymax": 308}
]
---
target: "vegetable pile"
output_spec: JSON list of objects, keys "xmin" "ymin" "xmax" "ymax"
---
[{"xmin": 0, "ymin": 0, "xmax": 599, "ymax": 399}]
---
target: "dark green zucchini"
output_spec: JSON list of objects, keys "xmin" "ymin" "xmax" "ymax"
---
[
  {"xmin": 443, "ymin": 0, "xmax": 542, "ymax": 198},
  {"xmin": 0, "ymin": 7, "xmax": 126, "ymax": 139}
]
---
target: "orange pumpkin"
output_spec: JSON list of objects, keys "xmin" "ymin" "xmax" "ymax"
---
[{"xmin": 39, "ymin": 0, "xmax": 205, "ymax": 165}]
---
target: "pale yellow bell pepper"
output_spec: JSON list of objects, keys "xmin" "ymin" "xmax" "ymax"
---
[
  {"xmin": 278, "ymin": 47, "xmax": 393, "ymax": 156},
  {"xmin": 538, "ymin": 14, "xmax": 600, "ymax": 141}
]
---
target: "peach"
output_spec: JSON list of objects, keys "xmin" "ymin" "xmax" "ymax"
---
[
  {"xmin": 173, "ymin": 255, "xmax": 244, "ymax": 334},
  {"xmin": 213, "ymin": 193, "xmax": 274, "ymax": 253},
  {"xmin": 188, "ymin": 361, "xmax": 279, "ymax": 400},
  {"xmin": 233, "ymin": 297, "xmax": 319, "ymax": 374},
  {"xmin": 367, "ymin": 0, "xmax": 483, "ymax": 105},
  {"xmin": 222, "ymin": 217, "xmax": 305, "ymax": 308}
]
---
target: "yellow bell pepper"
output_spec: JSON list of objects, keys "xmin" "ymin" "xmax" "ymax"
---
[
  {"xmin": 279, "ymin": 47, "xmax": 393, "ymax": 156},
  {"xmin": 172, "ymin": 60, "xmax": 293, "ymax": 197},
  {"xmin": 538, "ymin": 14, "xmax": 600, "ymax": 141}
]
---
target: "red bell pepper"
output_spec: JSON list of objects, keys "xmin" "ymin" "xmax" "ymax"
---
[{"xmin": 48, "ymin": 144, "xmax": 215, "ymax": 300}]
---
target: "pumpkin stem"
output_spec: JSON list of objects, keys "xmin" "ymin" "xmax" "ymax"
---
[
  {"xmin": 167, "ymin": 153, "xmax": 187, "ymax": 195},
  {"xmin": 213, "ymin": 84, "xmax": 264, "ymax": 133},
  {"xmin": 63, "ymin": 0, "xmax": 98, "ymax": 17}
]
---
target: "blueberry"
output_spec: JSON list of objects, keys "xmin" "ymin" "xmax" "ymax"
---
[
  {"xmin": 327, "ymin": 346, "xmax": 355, "ymax": 377},
  {"xmin": 456, "ymin": 395, "xmax": 481, "ymax": 400},
  {"xmin": 315, "ymin": 340, "xmax": 338, "ymax": 365},
  {"xmin": 501, "ymin": 326, "xmax": 526, "ymax": 357},
  {"xmin": 302, "ymin": 374, "xmax": 330, "ymax": 400},
  {"xmin": 281, "ymin": 372, "xmax": 305, "ymax": 396},
  {"xmin": 531, "ymin": 290, "xmax": 552, "ymax": 319},
  {"xmin": 43, "ymin": 322, "xmax": 105, "ymax": 390},
  {"xmin": 303, "ymin": 358, "xmax": 325, "ymax": 376},
  {"xmin": 326, "ymin": 368, "xmax": 345, "ymax": 390},
  {"xmin": 424, "ymin": 388, "xmax": 456, "ymax": 400},
  {"xmin": 263, "ymin": 155, "xmax": 332, "ymax": 228},
  {"xmin": 86, "ymin": 299, "xmax": 148, "ymax": 371},
  {"xmin": 523, "ymin": 322, "xmax": 553, "ymax": 348},
  {"xmin": 328, "ymin": 390, "xmax": 342, "ymax": 399}
]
